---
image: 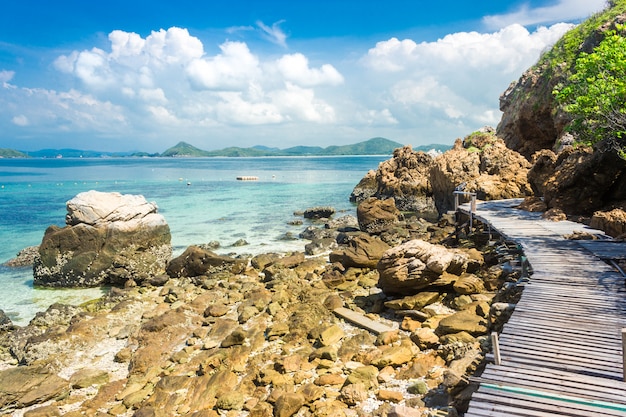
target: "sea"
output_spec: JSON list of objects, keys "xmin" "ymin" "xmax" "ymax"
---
[{"xmin": 0, "ymin": 155, "xmax": 389, "ymax": 325}]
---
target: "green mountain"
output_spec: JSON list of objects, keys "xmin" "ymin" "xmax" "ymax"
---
[
  {"xmin": 161, "ymin": 137, "xmax": 435, "ymax": 157},
  {"xmin": 0, "ymin": 148, "xmax": 29, "ymax": 158},
  {"xmin": 0, "ymin": 138, "xmax": 450, "ymax": 159},
  {"xmin": 160, "ymin": 141, "xmax": 212, "ymax": 157}
]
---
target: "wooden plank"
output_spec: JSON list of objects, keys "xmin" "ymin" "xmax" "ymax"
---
[
  {"xmin": 463, "ymin": 199, "xmax": 626, "ymax": 416},
  {"xmin": 477, "ymin": 368, "xmax": 626, "ymax": 404},
  {"xmin": 472, "ymin": 385, "xmax": 626, "ymax": 417},
  {"xmin": 332, "ymin": 307, "xmax": 394, "ymax": 335}
]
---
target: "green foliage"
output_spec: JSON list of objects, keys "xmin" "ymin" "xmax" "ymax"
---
[{"xmin": 554, "ymin": 24, "xmax": 626, "ymax": 156}]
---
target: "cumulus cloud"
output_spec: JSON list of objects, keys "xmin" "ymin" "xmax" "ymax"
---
[
  {"xmin": 356, "ymin": 22, "xmax": 574, "ymax": 138},
  {"xmin": 274, "ymin": 53, "xmax": 344, "ymax": 86},
  {"xmin": 483, "ymin": 0, "xmax": 607, "ymax": 30},
  {"xmin": 45, "ymin": 26, "xmax": 345, "ymax": 134},
  {"xmin": 186, "ymin": 41, "xmax": 260, "ymax": 91}
]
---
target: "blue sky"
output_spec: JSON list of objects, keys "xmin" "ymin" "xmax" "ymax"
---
[{"xmin": 0, "ymin": 0, "xmax": 607, "ymax": 152}]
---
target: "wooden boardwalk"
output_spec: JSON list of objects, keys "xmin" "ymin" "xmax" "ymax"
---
[{"xmin": 459, "ymin": 199, "xmax": 626, "ymax": 417}]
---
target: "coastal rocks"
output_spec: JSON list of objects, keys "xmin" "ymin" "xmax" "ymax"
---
[
  {"xmin": 3, "ymin": 246, "xmax": 39, "ymax": 267},
  {"xmin": 377, "ymin": 239, "xmax": 473, "ymax": 295},
  {"xmin": 528, "ymin": 146, "xmax": 626, "ymax": 215},
  {"xmin": 430, "ymin": 131, "xmax": 532, "ymax": 214},
  {"xmin": 590, "ymin": 209, "xmax": 626, "ymax": 238},
  {"xmin": 33, "ymin": 191, "xmax": 171, "ymax": 287},
  {"xmin": 304, "ymin": 206, "xmax": 336, "ymax": 219},
  {"xmin": 350, "ymin": 145, "xmax": 436, "ymax": 215},
  {"xmin": 329, "ymin": 234, "xmax": 391, "ymax": 269},
  {"xmin": 357, "ymin": 197, "xmax": 401, "ymax": 234},
  {"xmin": 351, "ymin": 130, "xmax": 532, "ymax": 217},
  {"xmin": 0, "ymin": 366, "xmax": 69, "ymax": 411},
  {"xmin": 166, "ymin": 245, "xmax": 247, "ymax": 278}
]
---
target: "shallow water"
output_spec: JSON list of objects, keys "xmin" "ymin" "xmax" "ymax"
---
[{"xmin": 0, "ymin": 156, "xmax": 387, "ymax": 325}]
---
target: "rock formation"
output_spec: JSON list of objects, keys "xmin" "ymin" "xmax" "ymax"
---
[
  {"xmin": 496, "ymin": 5, "xmax": 626, "ymax": 161},
  {"xmin": 33, "ymin": 190, "xmax": 172, "ymax": 287},
  {"xmin": 351, "ymin": 129, "xmax": 532, "ymax": 217},
  {"xmin": 350, "ymin": 145, "xmax": 436, "ymax": 216},
  {"xmin": 430, "ymin": 130, "xmax": 532, "ymax": 214},
  {"xmin": 528, "ymin": 145, "xmax": 626, "ymax": 214}
]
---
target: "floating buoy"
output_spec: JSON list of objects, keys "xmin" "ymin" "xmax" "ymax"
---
[{"xmin": 236, "ymin": 176, "xmax": 259, "ymax": 181}]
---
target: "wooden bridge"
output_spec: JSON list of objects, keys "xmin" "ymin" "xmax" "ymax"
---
[{"xmin": 458, "ymin": 199, "xmax": 626, "ymax": 417}]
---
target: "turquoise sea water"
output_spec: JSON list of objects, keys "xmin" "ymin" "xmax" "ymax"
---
[{"xmin": 0, "ymin": 156, "xmax": 387, "ymax": 325}]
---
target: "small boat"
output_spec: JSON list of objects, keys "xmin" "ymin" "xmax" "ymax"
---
[{"xmin": 236, "ymin": 176, "xmax": 259, "ymax": 181}]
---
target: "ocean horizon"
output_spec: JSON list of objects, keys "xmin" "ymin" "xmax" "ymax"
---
[{"xmin": 0, "ymin": 155, "xmax": 389, "ymax": 325}]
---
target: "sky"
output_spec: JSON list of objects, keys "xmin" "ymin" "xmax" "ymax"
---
[{"xmin": 0, "ymin": 0, "xmax": 609, "ymax": 153}]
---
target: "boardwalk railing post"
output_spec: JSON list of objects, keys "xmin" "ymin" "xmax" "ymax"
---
[
  {"xmin": 491, "ymin": 332, "xmax": 501, "ymax": 366},
  {"xmin": 454, "ymin": 193, "xmax": 459, "ymax": 211},
  {"xmin": 622, "ymin": 328, "xmax": 626, "ymax": 382}
]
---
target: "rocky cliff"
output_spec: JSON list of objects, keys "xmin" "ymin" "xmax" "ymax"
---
[{"xmin": 497, "ymin": 4, "xmax": 626, "ymax": 159}]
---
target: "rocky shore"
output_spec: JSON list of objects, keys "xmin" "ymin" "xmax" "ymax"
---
[{"xmin": 0, "ymin": 187, "xmax": 524, "ymax": 417}]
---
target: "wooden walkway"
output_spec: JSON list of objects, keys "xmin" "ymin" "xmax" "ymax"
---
[{"xmin": 459, "ymin": 199, "xmax": 626, "ymax": 417}]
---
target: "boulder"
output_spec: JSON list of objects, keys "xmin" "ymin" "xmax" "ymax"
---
[
  {"xmin": 166, "ymin": 245, "xmax": 247, "ymax": 278},
  {"xmin": 591, "ymin": 209, "xmax": 626, "ymax": 238},
  {"xmin": 350, "ymin": 145, "xmax": 436, "ymax": 215},
  {"xmin": 33, "ymin": 191, "xmax": 171, "ymax": 287},
  {"xmin": 0, "ymin": 365, "xmax": 69, "ymax": 409},
  {"xmin": 329, "ymin": 234, "xmax": 391, "ymax": 269},
  {"xmin": 357, "ymin": 197, "xmax": 401, "ymax": 234},
  {"xmin": 377, "ymin": 239, "xmax": 469, "ymax": 295},
  {"xmin": 303, "ymin": 206, "xmax": 335, "ymax": 219},
  {"xmin": 436, "ymin": 310, "xmax": 489, "ymax": 336},
  {"xmin": 3, "ymin": 246, "xmax": 39, "ymax": 267}
]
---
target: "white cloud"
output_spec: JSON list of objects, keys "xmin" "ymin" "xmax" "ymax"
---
[
  {"xmin": 186, "ymin": 41, "xmax": 260, "ymax": 91},
  {"xmin": 356, "ymin": 22, "xmax": 575, "ymax": 138},
  {"xmin": 274, "ymin": 53, "xmax": 344, "ymax": 86},
  {"xmin": 270, "ymin": 83, "xmax": 336, "ymax": 122},
  {"xmin": 257, "ymin": 20, "xmax": 288, "ymax": 47},
  {"xmin": 483, "ymin": 0, "xmax": 607, "ymax": 30},
  {"xmin": 0, "ymin": 15, "xmax": 584, "ymax": 151},
  {"xmin": 215, "ymin": 92, "xmax": 284, "ymax": 125},
  {"xmin": 12, "ymin": 115, "xmax": 29, "ymax": 126}
]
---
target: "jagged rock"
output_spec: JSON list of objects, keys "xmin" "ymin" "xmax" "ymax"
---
[
  {"xmin": 0, "ymin": 365, "xmax": 69, "ymax": 409},
  {"xmin": 357, "ymin": 197, "xmax": 401, "ymax": 234},
  {"xmin": 350, "ymin": 145, "xmax": 436, "ymax": 215},
  {"xmin": 384, "ymin": 292, "xmax": 440, "ymax": 311},
  {"xmin": 166, "ymin": 245, "xmax": 247, "ymax": 278},
  {"xmin": 304, "ymin": 206, "xmax": 336, "ymax": 219},
  {"xmin": 452, "ymin": 273, "xmax": 485, "ymax": 295},
  {"xmin": 274, "ymin": 392, "xmax": 305, "ymax": 417},
  {"xmin": 326, "ymin": 215, "xmax": 359, "ymax": 231},
  {"xmin": 0, "ymin": 310, "xmax": 12, "ymax": 332},
  {"xmin": 436, "ymin": 310, "xmax": 488, "ymax": 336},
  {"xmin": 33, "ymin": 191, "xmax": 171, "ymax": 287},
  {"xmin": 528, "ymin": 146, "xmax": 626, "ymax": 215},
  {"xmin": 591, "ymin": 209, "xmax": 626, "ymax": 238},
  {"xmin": 516, "ymin": 196, "xmax": 547, "ymax": 212},
  {"xmin": 3, "ymin": 246, "xmax": 39, "ymax": 267},
  {"xmin": 377, "ymin": 239, "xmax": 469, "ymax": 295},
  {"xmin": 329, "ymin": 234, "xmax": 391, "ymax": 269},
  {"xmin": 430, "ymin": 132, "xmax": 532, "ymax": 214}
]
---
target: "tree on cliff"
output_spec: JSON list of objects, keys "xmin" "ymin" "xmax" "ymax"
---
[{"xmin": 554, "ymin": 23, "xmax": 626, "ymax": 157}]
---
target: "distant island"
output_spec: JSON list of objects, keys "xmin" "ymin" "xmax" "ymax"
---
[{"xmin": 0, "ymin": 137, "xmax": 451, "ymax": 158}]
